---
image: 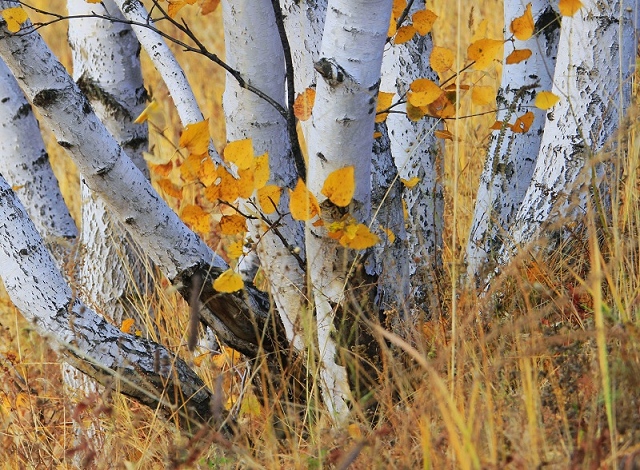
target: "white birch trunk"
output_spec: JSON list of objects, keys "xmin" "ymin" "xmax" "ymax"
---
[
  {"xmin": 509, "ymin": 0, "xmax": 635, "ymax": 248},
  {"xmin": 0, "ymin": 175, "xmax": 214, "ymax": 423},
  {"xmin": 305, "ymin": 0, "xmax": 392, "ymax": 420},
  {"xmin": 221, "ymin": 0, "xmax": 306, "ymax": 348},
  {"xmin": 380, "ymin": 1, "xmax": 442, "ymax": 313},
  {"xmin": 0, "ymin": 8, "xmax": 282, "ymax": 358},
  {"xmin": 466, "ymin": 1, "xmax": 560, "ymax": 282},
  {"xmin": 68, "ymin": 0, "xmax": 151, "ymax": 327},
  {"xmin": 0, "ymin": 58, "xmax": 77, "ymax": 262}
]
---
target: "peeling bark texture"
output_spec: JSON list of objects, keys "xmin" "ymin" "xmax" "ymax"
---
[
  {"xmin": 112, "ymin": 0, "xmax": 221, "ymax": 164},
  {"xmin": 380, "ymin": 0, "xmax": 443, "ymax": 313},
  {"xmin": 305, "ymin": 0, "xmax": 393, "ymax": 421},
  {"xmin": 0, "ymin": 176, "xmax": 215, "ymax": 426},
  {"xmin": 69, "ymin": 0, "xmax": 152, "ymax": 327},
  {"xmin": 0, "ymin": 9, "xmax": 286, "ymax": 360},
  {"xmin": 222, "ymin": 0, "xmax": 307, "ymax": 349},
  {"xmin": 509, "ymin": 0, "xmax": 635, "ymax": 249},
  {"xmin": 466, "ymin": 0, "xmax": 560, "ymax": 283},
  {"xmin": 0, "ymin": 58, "xmax": 77, "ymax": 262}
]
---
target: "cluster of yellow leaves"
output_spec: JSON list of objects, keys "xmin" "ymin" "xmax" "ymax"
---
[
  {"xmin": 327, "ymin": 216, "xmax": 380, "ymax": 250},
  {"xmin": 1, "ymin": 7, "xmax": 28, "ymax": 33},
  {"xmin": 162, "ymin": 0, "xmax": 220, "ymax": 18},
  {"xmin": 391, "ymin": 4, "xmax": 438, "ymax": 45}
]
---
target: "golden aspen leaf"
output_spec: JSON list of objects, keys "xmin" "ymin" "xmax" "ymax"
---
[
  {"xmin": 534, "ymin": 91, "xmax": 560, "ymax": 110},
  {"xmin": 193, "ymin": 353, "xmax": 208, "ymax": 367},
  {"xmin": 198, "ymin": 158, "xmax": 218, "ymax": 187},
  {"xmin": 347, "ymin": 423, "xmax": 363, "ymax": 439},
  {"xmin": 120, "ymin": 318, "xmax": 135, "ymax": 334},
  {"xmin": 167, "ymin": 0, "xmax": 196, "ymax": 18},
  {"xmin": 179, "ymin": 120, "xmax": 210, "ymax": 155},
  {"xmin": 408, "ymin": 78, "xmax": 443, "ymax": 107},
  {"xmin": 381, "ymin": 226, "xmax": 396, "ymax": 244},
  {"xmin": 472, "ymin": 19, "xmax": 488, "ymax": 42},
  {"xmin": 257, "ymin": 185, "xmax": 282, "ymax": 214},
  {"xmin": 471, "ymin": 85, "xmax": 495, "ymax": 106},
  {"xmin": 394, "ymin": 24, "xmax": 416, "ymax": 44},
  {"xmin": 434, "ymin": 129, "xmax": 454, "ymax": 140},
  {"xmin": 134, "ymin": 100, "xmax": 159, "ymax": 124},
  {"xmin": 200, "ymin": 0, "xmax": 220, "ymax": 15},
  {"xmin": 2, "ymin": 7, "xmax": 28, "ymax": 33},
  {"xmin": 204, "ymin": 183, "xmax": 220, "ymax": 203},
  {"xmin": 150, "ymin": 161, "xmax": 173, "ymax": 177},
  {"xmin": 406, "ymin": 101, "xmax": 427, "ymax": 121},
  {"xmin": 387, "ymin": 14, "xmax": 397, "ymax": 38},
  {"xmin": 236, "ymin": 168, "xmax": 255, "ymax": 198},
  {"xmin": 376, "ymin": 91, "xmax": 394, "ymax": 123},
  {"xmin": 339, "ymin": 224, "xmax": 380, "ymax": 250},
  {"xmin": 373, "ymin": 131, "xmax": 383, "ymax": 139},
  {"xmin": 180, "ymin": 153, "xmax": 204, "ymax": 182},
  {"xmin": 239, "ymin": 393, "xmax": 262, "ymax": 417},
  {"xmin": 86, "ymin": 0, "xmax": 102, "ymax": 3},
  {"xmin": 505, "ymin": 48, "xmax": 532, "ymax": 64},
  {"xmin": 430, "ymin": 46, "xmax": 455, "ymax": 73},
  {"xmin": 143, "ymin": 150, "xmax": 172, "ymax": 166},
  {"xmin": 412, "ymin": 9, "xmax": 438, "ymax": 35},
  {"xmin": 224, "ymin": 139, "xmax": 254, "ymax": 170},
  {"xmin": 181, "ymin": 204, "xmax": 210, "ymax": 233},
  {"xmin": 156, "ymin": 178, "xmax": 183, "ymax": 199},
  {"xmin": 293, "ymin": 88, "xmax": 316, "ymax": 121},
  {"xmin": 428, "ymin": 94, "xmax": 455, "ymax": 118},
  {"xmin": 392, "ymin": 0, "xmax": 407, "ymax": 18},
  {"xmin": 289, "ymin": 178, "xmax": 320, "ymax": 221},
  {"xmin": 401, "ymin": 176, "xmax": 421, "ymax": 188},
  {"xmin": 219, "ymin": 214, "xmax": 246, "ymax": 235},
  {"xmin": 558, "ymin": 0, "xmax": 583, "ymax": 16},
  {"xmin": 253, "ymin": 153, "xmax": 270, "ymax": 189},
  {"xmin": 467, "ymin": 38, "xmax": 504, "ymax": 70},
  {"xmin": 213, "ymin": 269, "xmax": 244, "ymax": 293},
  {"xmin": 226, "ymin": 240, "xmax": 245, "ymax": 260},
  {"xmin": 217, "ymin": 168, "xmax": 240, "ymax": 202},
  {"xmin": 510, "ymin": 3, "xmax": 534, "ymax": 41},
  {"xmin": 511, "ymin": 111, "xmax": 535, "ymax": 133},
  {"xmin": 321, "ymin": 166, "xmax": 355, "ymax": 207}
]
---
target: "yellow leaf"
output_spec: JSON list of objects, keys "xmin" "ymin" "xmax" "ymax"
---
[
  {"xmin": 86, "ymin": 0, "xmax": 102, "ymax": 3},
  {"xmin": 253, "ymin": 153, "xmax": 270, "ymax": 189},
  {"xmin": 200, "ymin": 0, "xmax": 220, "ymax": 15},
  {"xmin": 408, "ymin": 78, "xmax": 443, "ymax": 107},
  {"xmin": 213, "ymin": 269, "xmax": 244, "ymax": 293},
  {"xmin": 392, "ymin": 0, "xmax": 407, "ymax": 18},
  {"xmin": 226, "ymin": 240, "xmax": 245, "ymax": 260},
  {"xmin": 150, "ymin": 161, "xmax": 173, "ymax": 178},
  {"xmin": 534, "ymin": 91, "xmax": 560, "ymax": 110},
  {"xmin": 467, "ymin": 38, "xmax": 504, "ymax": 70},
  {"xmin": 120, "ymin": 318, "xmax": 135, "ymax": 334},
  {"xmin": 387, "ymin": 13, "xmax": 397, "ymax": 38},
  {"xmin": 156, "ymin": 178, "xmax": 183, "ymax": 199},
  {"xmin": 257, "ymin": 185, "xmax": 282, "ymax": 214},
  {"xmin": 434, "ymin": 129, "xmax": 454, "ymax": 140},
  {"xmin": 401, "ymin": 176, "xmax": 421, "ymax": 188},
  {"xmin": 167, "ymin": 0, "xmax": 196, "ymax": 18},
  {"xmin": 293, "ymin": 88, "xmax": 316, "ymax": 121},
  {"xmin": 219, "ymin": 214, "xmax": 246, "ymax": 235},
  {"xmin": 239, "ymin": 393, "xmax": 262, "ymax": 417},
  {"xmin": 181, "ymin": 204, "xmax": 210, "ymax": 233},
  {"xmin": 193, "ymin": 353, "xmax": 208, "ymax": 367},
  {"xmin": 430, "ymin": 46, "xmax": 455, "ymax": 73},
  {"xmin": 375, "ymin": 91, "xmax": 394, "ymax": 123},
  {"xmin": 347, "ymin": 423, "xmax": 363, "ymax": 439},
  {"xmin": 471, "ymin": 85, "xmax": 495, "ymax": 106},
  {"xmin": 198, "ymin": 158, "xmax": 218, "ymax": 187},
  {"xmin": 489, "ymin": 121, "xmax": 504, "ymax": 130},
  {"xmin": 511, "ymin": 111, "xmax": 535, "ymax": 133},
  {"xmin": 373, "ymin": 131, "xmax": 383, "ymax": 139},
  {"xmin": 339, "ymin": 224, "xmax": 380, "ymax": 250},
  {"xmin": 427, "ymin": 94, "xmax": 455, "ymax": 118},
  {"xmin": 224, "ymin": 138, "xmax": 254, "ymax": 170},
  {"xmin": 394, "ymin": 24, "xmax": 416, "ymax": 44},
  {"xmin": 505, "ymin": 48, "xmax": 532, "ymax": 64},
  {"xmin": 179, "ymin": 120, "xmax": 210, "ymax": 155},
  {"xmin": 143, "ymin": 149, "xmax": 172, "ymax": 166},
  {"xmin": 134, "ymin": 100, "xmax": 159, "ymax": 124},
  {"xmin": 412, "ymin": 9, "xmax": 438, "ymax": 35},
  {"xmin": 510, "ymin": 3, "xmax": 534, "ymax": 41},
  {"xmin": 236, "ymin": 168, "xmax": 255, "ymax": 198},
  {"xmin": 381, "ymin": 226, "xmax": 396, "ymax": 244},
  {"xmin": 180, "ymin": 153, "xmax": 204, "ymax": 183},
  {"xmin": 2, "ymin": 7, "xmax": 28, "ymax": 33},
  {"xmin": 406, "ymin": 102, "xmax": 427, "ymax": 121},
  {"xmin": 321, "ymin": 166, "xmax": 355, "ymax": 207},
  {"xmin": 216, "ymin": 168, "xmax": 241, "ymax": 202},
  {"xmin": 289, "ymin": 178, "xmax": 320, "ymax": 221},
  {"xmin": 558, "ymin": 0, "xmax": 583, "ymax": 16}
]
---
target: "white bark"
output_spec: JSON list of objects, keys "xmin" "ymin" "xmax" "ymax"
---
[
  {"xmin": 0, "ymin": 58, "xmax": 77, "ymax": 258},
  {"xmin": 69, "ymin": 0, "xmax": 151, "ymax": 326},
  {"xmin": 380, "ymin": 1, "xmax": 442, "ymax": 312},
  {"xmin": 0, "ymin": 175, "xmax": 214, "ymax": 423},
  {"xmin": 466, "ymin": 1, "xmax": 560, "ymax": 282},
  {"xmin": 0, "ymin": 9, "xmax": 279, "ymax": 358},
  {"xmin": 305, "ymin": 0, "xmax": 393, "ymax": 420},
  {"xmin": 221, "ymin": 0, "xmax": 306, "ymax": 348},
  {"xmin": 509, "ymin": 0, "xmax": 635, "ymax": 248}
]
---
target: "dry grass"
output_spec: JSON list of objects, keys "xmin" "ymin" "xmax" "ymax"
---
[{"xmin": 1, "ymin": 1, "xmax": 639, "ymax": 468}]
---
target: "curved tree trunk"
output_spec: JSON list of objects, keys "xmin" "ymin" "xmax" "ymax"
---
[
  {"xmin": 0, "ymin": 58, "xmax": 77, "ymax": 263},
  {"xmin": 221, "ymin": 0, "xmax": 306, "ymax": 349},
  {"xmin": 305, "ymin": 0, "xmax": 393, "ymax": 420},
  {"xmin": 466, "ymin": 1, "xmax": 560, "ymax": 282},
  {"xmin": 509, "ymin": 0, "xmax": 635, "ymax": 249}
]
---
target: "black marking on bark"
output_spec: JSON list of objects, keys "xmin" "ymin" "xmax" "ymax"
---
[
  {"xmin": 314, "ymin": 58, "xmax": 346, "ymax": 86},
  {"xmin": 316, "ymin": 152, "xmax": 327, "ymax": 162},
  {"xmin": 57, "ymin": 141, "xmax": 73, "ymax": 149},
  {"xmin": 124, "ymin": 137, "xmax": 148, "ymax": 151},
  {"xmin": 1, "ymin": 97, "xmax": 8, "ymax": 103},
  {"xmin": 95, "ymin": 165, "xmax": 113, "ymax": 176},
  {"xmin": 33, "ymin": 89, "xmax": 62, "ymax": 109},
  {"xmin": 187, "ymin": 273, "xmax": 202, "ymax": 352},
  {"xmin": 33, "ymin": 150, "xmax": 48, "ymax": 167},
  {"xmin": 124, "ymin": 217, "xmax": 135, "ymax": 225},
  {"xmin": 77, "ymin": 74, "xmax": 133, "ymax": 121},
  {"xmin": 536, "ymin": 7, "xmax": 561, "ymax": 55},
  {"xmin": 13, "ymin": 103, "xmax": 31, "ymax": 120}
]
